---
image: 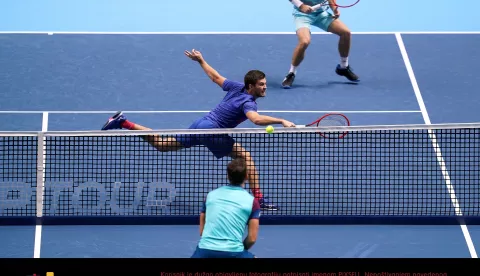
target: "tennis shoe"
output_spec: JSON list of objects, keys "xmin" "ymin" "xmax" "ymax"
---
[
  {"xmin": 335, "ymin": 65, "xmax": 359, "ymax": 82},
  {"xmin": 259, "ymin": 196, "xmax": 278, "ymax": 211},
  {"xmin": 282, "ymin": 72, "xmax": 296, "ymax": 89},
  {"xmin": 101, "ymin": 111, "xmax": 126, "ymax": 130}
]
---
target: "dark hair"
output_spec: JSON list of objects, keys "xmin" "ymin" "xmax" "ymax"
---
[
  {"xmin": 244, "ymin": 70, "xmax": 266, "ymax": 90},
  {"xmin": 227, "ymin": 158, "xmax": 247, "ymax": 185}
]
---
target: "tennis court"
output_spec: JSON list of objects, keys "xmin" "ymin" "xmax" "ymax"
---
[{"xmin": 1, "ymin": 0, "xmax": 480, "ymax": 258}]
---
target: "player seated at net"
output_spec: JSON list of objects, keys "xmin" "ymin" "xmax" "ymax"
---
[
  {"xmin": 191, "ymin": 158, "xmax": 259, "ymax": 258},
  {"xmin": 101, "ymin": 48, "xmax": 297, "ymax": 211}
]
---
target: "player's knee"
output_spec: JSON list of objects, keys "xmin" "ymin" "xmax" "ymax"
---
[
  {"xmin": 298, "ymin": 37, "xmax": 310, "ymax": 49},
  {"xmin": 239, "ymin": 152, "xmax": 253, "ymax": 166},
  {"xmin": 156, "ymin": 141, "xmax": 181, "ymax": 152},
  {"xmin": 239, "ymin": 150, "xmax": 252, "ymax": 161},
  {"xmin": 340, "ymin": 27, "xmax": 351, "ymax": 38}
]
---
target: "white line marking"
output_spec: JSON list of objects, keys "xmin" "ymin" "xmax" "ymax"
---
[
  {"xmin": 33, "ymin": 112, "xmax": 48, "ymax": 259},
  {"xmin": 0, "ymin": 31, "xmax": 479, "ymax": 35},
  {"xmin": 42, "ymin": 112, "xmax": 49, "ymax": 131},
  {"xmin": 33, "ymin": 224, "xmax": 42, "ymax": 258},
  {"xmin": 0, "ymin": 110, "xmax": 422, "ymax": 114},
  {"xmin": 396, "ymin": 32, "xmax": 478, "ymax": 259},
  {"xmin": 399, "ymin": 31, "xmax": 480, "ymax": 35}
]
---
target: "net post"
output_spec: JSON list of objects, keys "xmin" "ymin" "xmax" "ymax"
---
[{"xmin": 36, "ymin": 132, "xmax": 45, "ymax": 218}]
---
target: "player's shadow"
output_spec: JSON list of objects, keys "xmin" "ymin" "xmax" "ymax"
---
[
  {"xmin": 327, "ymin": 81, "xmax": 360, "ymax": 86},
  {"xmin": 268, "ymin": 79, "xmax": 359, "ymax": 90}
]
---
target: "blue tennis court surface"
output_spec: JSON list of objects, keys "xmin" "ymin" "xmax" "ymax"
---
[{"xmin": 1, "ymin": 0, "xmax": 480, "ymax": 258}]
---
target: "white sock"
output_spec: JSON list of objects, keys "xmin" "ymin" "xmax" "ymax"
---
[
  {"xmin": 289, "ymin": 65, "xmax": 297, "ymax": 74},
  {"xmin": 340, "ymin": 57, "xmax": 349, "ymax": 68}
]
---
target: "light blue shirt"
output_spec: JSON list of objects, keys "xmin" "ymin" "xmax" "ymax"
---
[{"xmin": 198, "ymin": 185, "xmax": 261, "ymax": 252}]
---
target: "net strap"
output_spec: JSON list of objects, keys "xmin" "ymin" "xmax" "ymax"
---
[{"xmin": 36, "ymin": 133, "xmax": 45, "ymax": 217}]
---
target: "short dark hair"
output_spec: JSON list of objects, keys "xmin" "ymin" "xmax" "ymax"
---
[
  {"xmin": 244, "ymin": 70, "xmax": 266, "ymax": 90},
  {"xmin": 227, "ymin": 158, "xmax": 247, "ymax": 185}
]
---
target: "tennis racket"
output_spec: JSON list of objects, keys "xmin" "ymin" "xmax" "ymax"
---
[
  {"xmin": 311, "ymin": 0, "xmax": 360, "ymax": 12},
  {"xmin": 296, "ymin": 113, "xmax": 350, "ymax": 139}
]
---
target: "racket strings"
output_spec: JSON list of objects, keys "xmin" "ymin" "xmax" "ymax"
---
[
  {"xmin": 322, "ymin": 0, "xmax": 360, "ymax": 8},
  {"xmin": 317, "ymin": 114, "xmax": 349, "ymax": 139},
  {"xmin": 317, "ymin": 116, "xmax": 349, "ymax": 127}
]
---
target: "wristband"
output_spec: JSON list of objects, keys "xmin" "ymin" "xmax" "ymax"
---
[{"xmin": 291, "ymin": 0, "xmax": 303, "ymax": 8}]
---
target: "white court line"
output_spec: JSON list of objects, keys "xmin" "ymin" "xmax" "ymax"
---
[
  {"xmin": 395, "ymin": 33, "xmax": 478, "ymax": 259},
  {"xmin": 0, "ymin": 110, "xmax": 421, "ymax": 114},
  {"xmin": 33, "ymin": 112, "xmax": 48, "ymax": 258},
  {"xmin": 0, "ymin": 31, "xmax": 479, "ymax": 35}
]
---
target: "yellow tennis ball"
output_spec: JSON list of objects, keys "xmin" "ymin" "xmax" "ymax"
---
[{"xmin": 266, "ymin": 125, "xmax": 274, "ymax": 134}]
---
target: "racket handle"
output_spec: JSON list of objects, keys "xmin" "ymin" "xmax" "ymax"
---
[
  {"xmin": 311, "ymin": 4, "xmax": 322, "ymax": 11},
  {"xmin": 296, "ymin": 125, "xmax": 307, "ymax": 128}
]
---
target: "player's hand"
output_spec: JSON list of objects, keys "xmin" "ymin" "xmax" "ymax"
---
[
  {"xmin": 332, "ymin": 7, "xmax": 340, "ymax": 18},
  {"xmin": 299, "ymin": 4, "xmax": 313, "ymax": 14},
  {"xmin": 184, "ymin": 49, "xmax": 204, "ymax": 62},
  {"xmin": 282, "ymin": 120, "xmax": 296, "ymax": 128}
]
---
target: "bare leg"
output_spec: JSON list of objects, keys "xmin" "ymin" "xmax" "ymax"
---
[
  {"xmin": 282, "ymin": 28, "xmax": 311, "ymax": 88},
  {"xmin": 328, "ymin": 19, "xmax": 359, "ymax": 81},
  {"xmin": 127, "ymin": 122, "xmax": 184, "ymax": 152},
  {"xmin": 291, "ymin": 27, "xmax": 312, "ymax": 68},
  {"xmin": 229, "ymin": 144, "xmax": 276, "ymax": 210},
  {"xmin": 327, "ymin": 19, "xmax": 351, "ymax": 62},
  {"xmin": 103, "ymin": 112, "xmax": 276, "ymax": 209},
  {"xmin": 229, "ymin": 143, "xmax": 259, "ymax": 192}
]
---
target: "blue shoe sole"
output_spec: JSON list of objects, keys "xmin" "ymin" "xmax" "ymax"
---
[{"xmin": 101, "ymin": 111, "xmax": 124, "ymax": 130}]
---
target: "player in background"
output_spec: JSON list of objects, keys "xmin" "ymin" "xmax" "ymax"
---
[{"xmin": 282, "ymin": 0, "xmax": 359, "ymax": 88}]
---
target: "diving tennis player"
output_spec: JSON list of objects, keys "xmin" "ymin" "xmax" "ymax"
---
[{"xmin": 101, "ymin": 49, "xmax": 296, "ymax": 211}]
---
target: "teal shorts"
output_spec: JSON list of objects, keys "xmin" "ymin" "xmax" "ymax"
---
[{"xmin": 293, "ymin": 10, "xmax": 335, "ymax": 32}]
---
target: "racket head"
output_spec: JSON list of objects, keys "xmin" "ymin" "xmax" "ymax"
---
[
  {"xmin": 317, "ymin": 0, "xmax": 360, "ymax": 8},
  {"xmin": 308, "ymin": 113, "xmax": 350, "ymax": 139},
  {"xmin": 330, "ymin": 0, "xmax": 360, "ymax": 8}
]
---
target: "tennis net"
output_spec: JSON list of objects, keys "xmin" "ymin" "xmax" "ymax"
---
[{"xmin": 1, "ymin": 122, "xmax": 479, "ymax": 225}]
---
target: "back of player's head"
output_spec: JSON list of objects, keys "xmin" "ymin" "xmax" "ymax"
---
[
  {"xmin": 227, "ymin": 158, "xmax": 248, "ymax": 185},
  {"xmin": 244, "ymin": 70, "xmax": 266, "ymax": 90}
]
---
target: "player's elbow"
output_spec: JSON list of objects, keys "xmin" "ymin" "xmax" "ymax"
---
[
  {"xmin": 247, "ymin": 221, "xmax": 259, "ymax": 242},
  {"xmin": 210, "ymin": 75, "xmax": 225, "ymax": 87},
  {"xmin": 245, "ymin": 233, "xmax": 257, "ymax": 249},
  {"xmin": 210, "ymin": 75, "xmax": 219, "ymax": 82},
  {"xmin": 210, "ymin": 76, "xmax": 220, "ymax": 85},
  {"xmin": 244, "ymin": 219, "xmax": 259, "ymax": 250},
  {"xmin": 199, "ymin": 213, "xmax": 206, "ymax": 236},
  {"xmin": 251, "ymin": 118, "xmax": 262, "ymax": 125},
  {"xmin": 244, "ymin": 235, "xmax": 257, "ymax": 250},
  {"xmin": 247, "ymin": 112, "xmax": 262, "ymax": 125}
]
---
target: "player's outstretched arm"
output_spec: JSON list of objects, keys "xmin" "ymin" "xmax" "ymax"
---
[
  {"xmin": 184, "ymin": 49, "xmax": 226, "ymax": 88},
  {"xmin": 246, "ymin": 111, "xmax": 296, "ymax": 127}
]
